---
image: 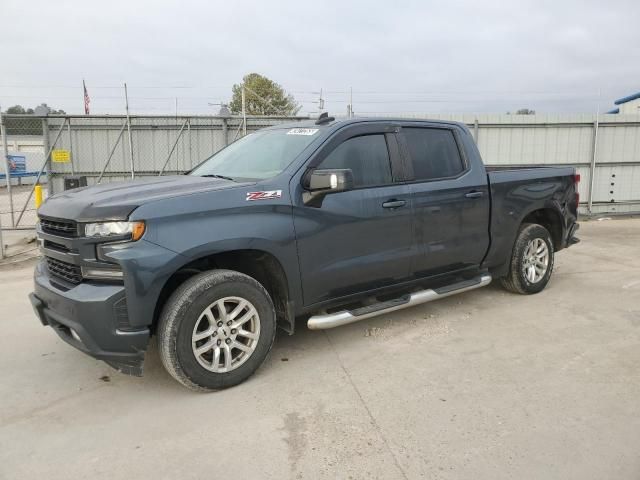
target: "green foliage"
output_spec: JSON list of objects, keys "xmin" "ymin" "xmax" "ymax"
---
[
  {"xmin": 6, "ymin": 105, "xmax": 33, "ymax": 114},
  {"xmin": 3, "ymin": 103, "xmax": 66, "ymax": 115},
  {"xmin": 229, "ymin": 73, "xmax": 300, "ymax": 116},
  {"xmin": 2, "ymin": 104, "xmax": 66, "ymax": 135}
]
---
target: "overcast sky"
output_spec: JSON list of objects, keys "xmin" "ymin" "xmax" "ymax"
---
[{"xmin": 1, "ymin": 0, "xmax": 638, "ymax": 116}]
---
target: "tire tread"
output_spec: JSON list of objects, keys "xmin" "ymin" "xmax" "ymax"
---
[
  {"xmin": 157, "ymin": 269, "xmax": 276, "ymax": 392},
  {"xmin": 499, "ymin": 223, "xmax": 554, "ymax": 295}
]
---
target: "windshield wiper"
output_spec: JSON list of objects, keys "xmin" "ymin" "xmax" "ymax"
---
[{"xmin": 200, "ymin": 174, "xmax": 236, "ymax": 182}]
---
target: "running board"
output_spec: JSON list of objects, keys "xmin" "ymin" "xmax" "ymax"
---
[{"xmin": 307, "ymin": 274, "xmax": 492, "ymax": 330}]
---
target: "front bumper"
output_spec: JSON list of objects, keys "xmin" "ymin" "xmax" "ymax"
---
[{"xmin": 30, "ymin": 260, "xmax": 150, "ymax": 376}]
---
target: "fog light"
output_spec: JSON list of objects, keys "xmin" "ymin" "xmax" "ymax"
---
[{"xmin": 81, "ymin": 266, "xmax": 124, "ymax": 280}]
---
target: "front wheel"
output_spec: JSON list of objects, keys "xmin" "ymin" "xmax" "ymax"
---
[
  {"xmin": 500, "ymin": 223, "xmax": 555, "ymax": 295},
  {"xmin": 157, "ymin": 269, "xmax": 276, "ymax": 391}
]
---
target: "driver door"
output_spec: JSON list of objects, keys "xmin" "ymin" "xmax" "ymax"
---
[{"xmin": 292, "ymin": 124, "xmax": 414, "ymax": 306}]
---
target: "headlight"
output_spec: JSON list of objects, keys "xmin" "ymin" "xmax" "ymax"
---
[{"xmin": 84, "ymin": 221, "xmax": 145, "ymax": 241}]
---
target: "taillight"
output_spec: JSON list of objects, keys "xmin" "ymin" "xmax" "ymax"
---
[{"xmin": 574, "ymin": 172, "xmax": 580, "ymax": 205}]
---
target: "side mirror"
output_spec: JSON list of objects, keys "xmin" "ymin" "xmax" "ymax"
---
[{"xmin": 303, "ymin": 168, "xmax": 354, "ymax": 205}]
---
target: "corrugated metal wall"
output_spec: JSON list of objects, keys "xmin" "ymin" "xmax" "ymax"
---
[
  {"xmin": 44, "ymin": 115, "xmax": 302, "ymax": 188},
  {"xmin": 42, "ymin": 114, "xmax": 640, "ymax": 215},
  {"xmin": 389, "ymin": 113, "xmax": 640, "ymax": 214}
]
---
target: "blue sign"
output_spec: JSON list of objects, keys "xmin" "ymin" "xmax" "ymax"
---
[{"xmin": 7, "ymin": 155, "xmax": 26, "ymax": 174}]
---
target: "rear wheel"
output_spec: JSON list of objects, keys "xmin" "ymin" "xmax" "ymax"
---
[
  {"xmin": 500, "ymin": 223, "xmax": 554, "ymax": 295},
  {"xmin": 158, "ymin": 269, "xmax": 276, "ymax": 391}
]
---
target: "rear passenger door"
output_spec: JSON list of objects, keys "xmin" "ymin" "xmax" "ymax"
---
[
  {"xmin": 293, "ymin": 124, "xmax": 414, "ymax": 306},
  {"xmin": 398, "ymin": 125, "xmax": 490, "ymax": 277}
]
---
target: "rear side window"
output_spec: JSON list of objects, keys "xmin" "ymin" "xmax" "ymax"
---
[
  {"xmin": 403, "ymin": 128, "xmax": 464, "ymax": 180},
  {"xmin": 318, "ymin": 134, "xmax": 392, "ymax": 187}
]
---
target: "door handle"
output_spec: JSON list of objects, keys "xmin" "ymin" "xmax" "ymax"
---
[
  {"xmin": 465, "ymin": 191, "xmax": 484, "ymax": 199},
  {"xmin": 382, "ymin": 199, "xmax": 406, "ymax": 209}
]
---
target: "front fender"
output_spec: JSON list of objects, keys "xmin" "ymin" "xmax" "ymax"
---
[
  {"xmin": 101, "ymin": 239, "xmax": 187, "ymax": 328},
  {"xmin": 132, "ymin": 201, "xmax": 302, "ymax": 315}
]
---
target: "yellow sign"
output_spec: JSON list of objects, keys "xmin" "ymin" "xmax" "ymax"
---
[{"xmin": 52, "ymin": 149, "xmax": 71, "ymax": 163}]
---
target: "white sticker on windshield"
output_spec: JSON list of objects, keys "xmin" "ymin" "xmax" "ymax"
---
[{"xmin": 287, "ymin": 128, "xmax": 319, "ymax": 136}]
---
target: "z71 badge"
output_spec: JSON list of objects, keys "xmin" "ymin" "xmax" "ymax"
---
[{"xmin": 246, "ymin": 190, "xmax": 282, "ymax": 201}]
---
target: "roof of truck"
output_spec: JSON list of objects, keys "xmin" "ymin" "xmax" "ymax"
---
[{"xmin": 267, "ymin": 116, "xmax": 467, "ymax": 131}]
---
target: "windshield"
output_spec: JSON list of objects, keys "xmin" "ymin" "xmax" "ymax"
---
[{"xmin": 190, "ymin": 127, "xmax": 320, "ymax": 181}]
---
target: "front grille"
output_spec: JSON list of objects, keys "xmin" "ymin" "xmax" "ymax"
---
[
  {"xmin": 40, "ymin": 217, "xmax": 78, "ymax": 237},
  {"xmin": 43, "ymin": 240, "xmax": 71, "ymax": 253},
  {"xmin": 46, "ymin": 256, "xmax": 82, "ymax": 284}
]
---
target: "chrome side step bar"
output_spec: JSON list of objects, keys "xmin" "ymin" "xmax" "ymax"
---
[{"xmin": 307, "ymin": 274, "xmax": 492, "ymax": 330}]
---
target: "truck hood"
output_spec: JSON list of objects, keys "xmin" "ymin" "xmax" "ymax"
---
[{"xmin": 38, "ymin": 176, "xmax": 248, "ymax": 222}]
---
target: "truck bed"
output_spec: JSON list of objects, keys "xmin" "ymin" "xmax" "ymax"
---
[{"xmin": 483, "ymin": 165, "xmax": 578, "ymax": 275}]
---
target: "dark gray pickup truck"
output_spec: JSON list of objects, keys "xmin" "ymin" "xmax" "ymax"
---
[{"xmin": 30, "ymin": 116, "xmax": 580, "ymax": 391}]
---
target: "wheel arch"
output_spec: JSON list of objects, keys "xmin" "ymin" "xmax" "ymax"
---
[
  {"xmin": 520, "ymin": 206, "xmax": 564, "ymax": 251},
  {"xmin": 487, "ymin": 204, "xmax": 564, "ymax": 278},
  {"xmin": 152, "ymin": 248, "xmax": 295, "ymax": 335}
]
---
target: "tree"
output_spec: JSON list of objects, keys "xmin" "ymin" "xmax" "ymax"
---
[
  {"xmin": 6, "ymin": 105, "xmax": 32, "ymax": 114},
  {"xmin": 3, "ymin": 103, "xmax": 66, "ymax": 115},
  {"xmin": 515, "ymin": 108, "xmax": 535, "ymax": 115},
  {"xmin": 2, "ymin": 104, "xmax": 66, "ymax": 135},
  {"xmin": 229, "ymin": 73, "xmax": 300, "ymax": 116}
]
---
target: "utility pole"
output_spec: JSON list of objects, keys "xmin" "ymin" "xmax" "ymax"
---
[
  {"xmin": 241, "ymin": 86, "xmax": 247, "ymax": 136},
  {"xmin": 124, "ymin": 83, "xmax": 135, "ymax": 179},
  {"xmin": 318, "ymin": 88, "xmax": 324, "ymax": 114}
]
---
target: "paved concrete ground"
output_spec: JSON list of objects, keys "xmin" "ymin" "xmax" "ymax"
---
[
  {"xmin": 1, "ymin": 219, "xmax": 639, "ymax": 479},
  {"xmin": 0, "ymin": 184, "xmax": 45, "ymax": 230}
]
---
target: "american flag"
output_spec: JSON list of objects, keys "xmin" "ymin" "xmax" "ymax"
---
[{"xmin": 83, "ymin": 80, "xmax": 90, "ymax": 115}]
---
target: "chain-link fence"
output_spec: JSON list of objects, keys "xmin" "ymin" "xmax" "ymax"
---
[
  {"xmin": 0, "ymin": 113, "xmax": 307, "ymax": 235},
  {"xmin": 0, "ymin": 114, "xmax": 48, "ymax": 232},
  {"xmin": 43, "ymin": 115, "xmax": 306, "ymax": 192}
]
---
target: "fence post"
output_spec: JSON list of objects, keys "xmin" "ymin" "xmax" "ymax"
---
[
  {"xmin": 187, "ymin": 118, "xmax": 192, "ymax": 171},
  {"xmin": 221, "ymin": 117, "xmax": 228, "ymax": 147},
  {"xmin": 158, "ymin": 119, "xmax": 189, "ymax": 176},
  {"xmin": 0, "ymin": 208, "xmax": 4, "ymax": 259},
  {"xmin": 42, "ymin": 117, "xmax": 51, "ymax": 194},
  {"xmin": 96, "ymin": 122, "xmax": 127, "ymax": 183},
  {"xmin": 587, "ymin": 116, "xmax": 599, "ymax": 214},
  {"xmin": 0, "ymin": 106, "xmax": 3, "ymax": 257},
  {"xmin": 241, "ymin": 86, "xmax": 247, "ymax": 137},
  {"xmin": 67, "ymin": 117, "xmax": 75, "ymax": 175},
  {"xmin": 124, "ymin": 83, "xmax": 135, "ymax": 179},
  {"xmin": 1, "ymin": 112, "xmax": 15, "ymax": 227},
  {"xmin": 16, "ymin": 119, "xmax": 66, "ymax": 226}
]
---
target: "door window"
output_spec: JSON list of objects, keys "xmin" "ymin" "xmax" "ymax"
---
[
  {"xmin": 317, "ymin": 134, "xmax": 392, "ymax": 188},
  {"xmin": 403, "ymin": 128, "xmax": 465, "ymax": 180}
]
